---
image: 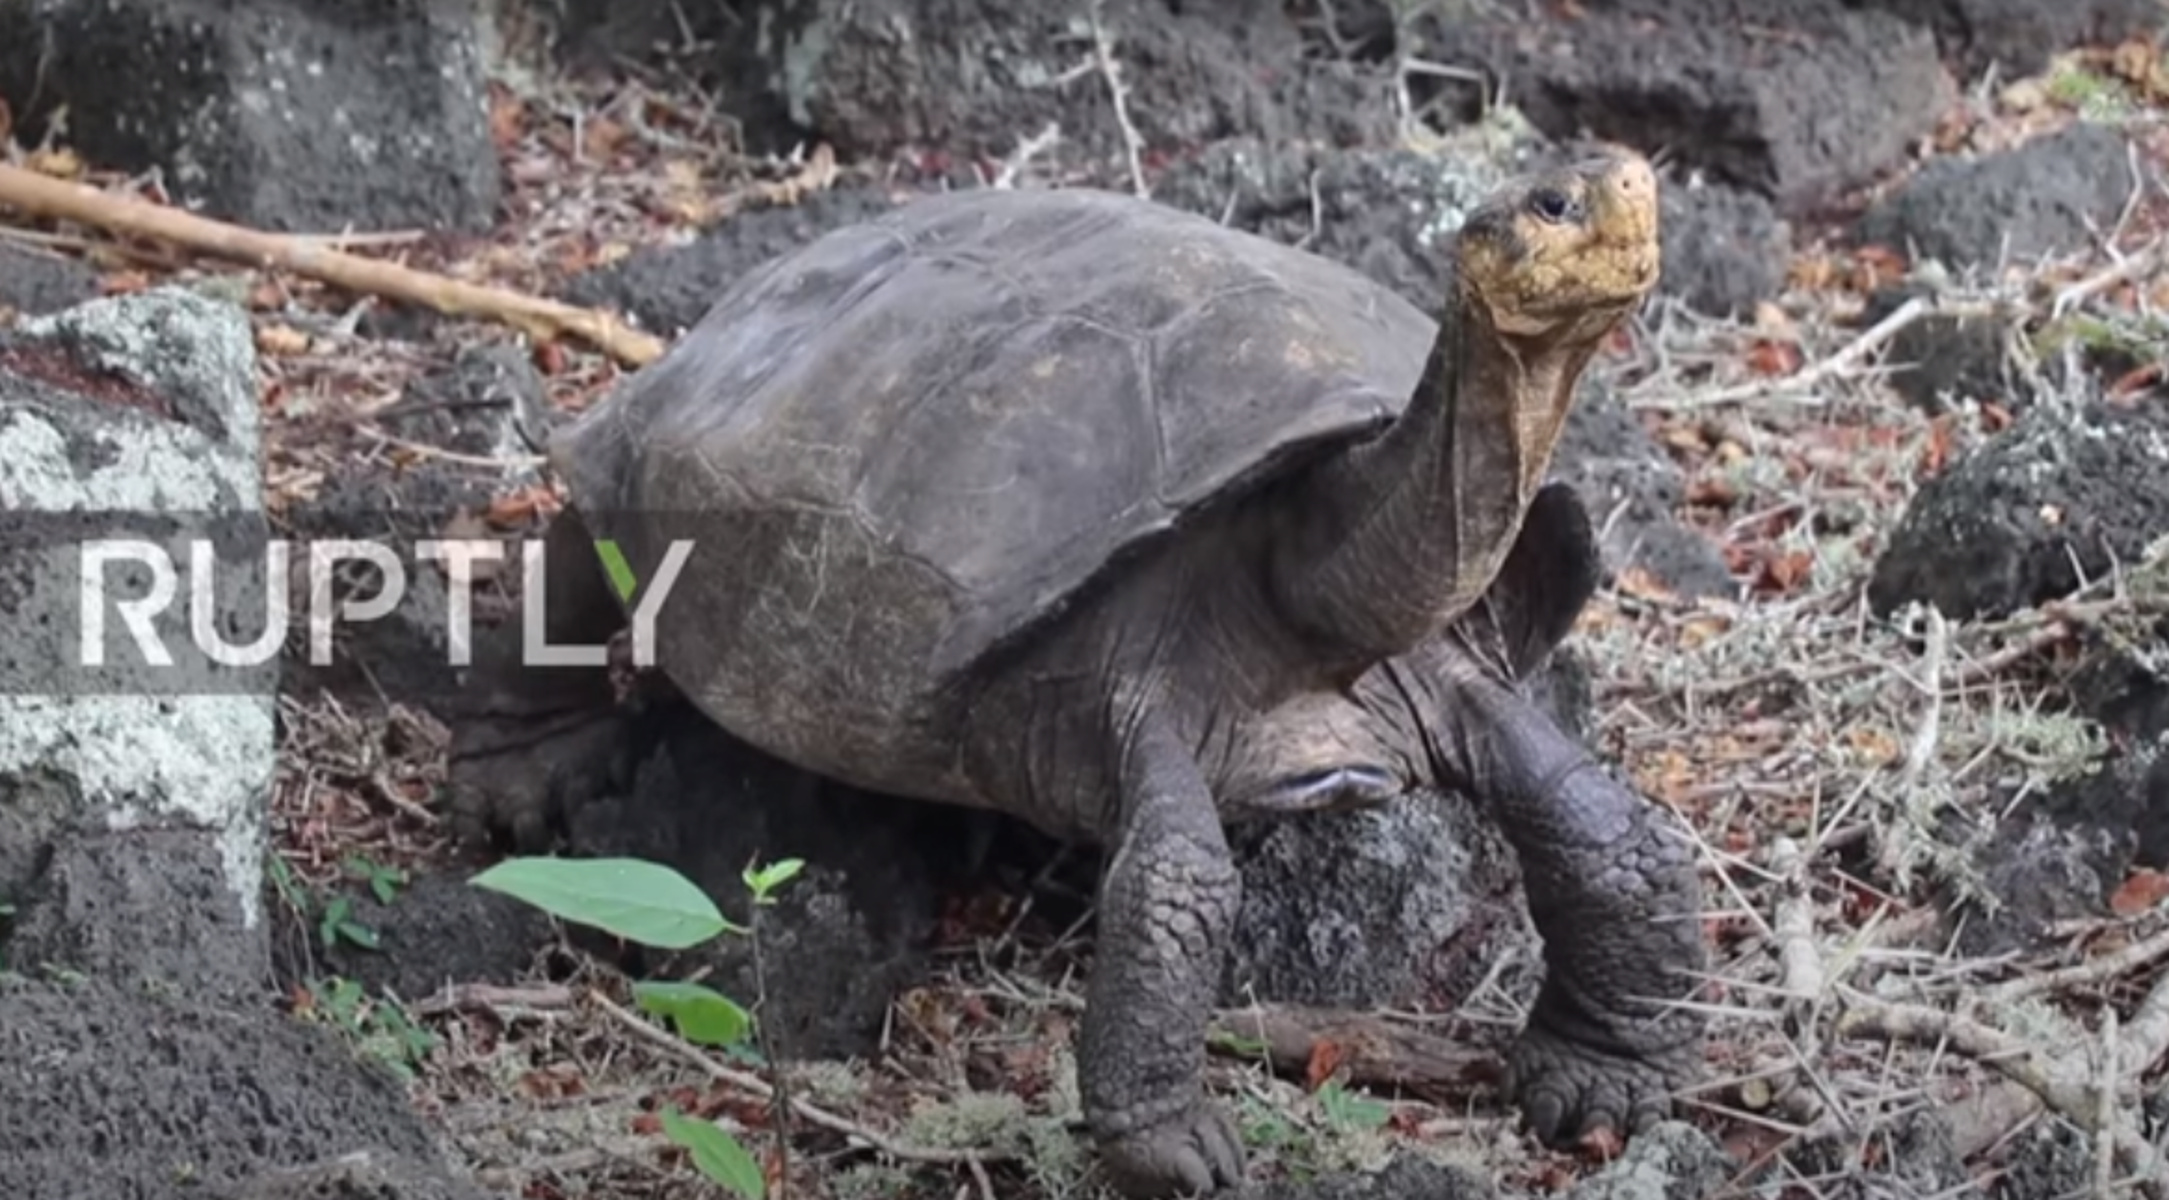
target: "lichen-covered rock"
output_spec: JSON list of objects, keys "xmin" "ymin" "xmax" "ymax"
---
[
  {"xmin": 1867, "ymin": 391, "xmax": 2169, "ymax": 620},
  {"xmin": 1853, "ymin": 123, "xmax": 2137, "ymax": 273},
  {"xmin": 1413, "ymin": 0, "xmax": 1950, "ymax": 214},
  {"xmin": 0, "ymin": 0, "xmax": 500, "ymax": 233},
  {"xmin": 0, "ymin": 286, "xmax": 274, "ymax": 938},
  {"xmin": 1561, "ymin": 1120, "xmax": 1732, "ymax": 1200}
]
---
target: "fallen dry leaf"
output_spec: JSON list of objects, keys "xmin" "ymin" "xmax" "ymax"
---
[
  {"xmin": 2110, "ymin": 867, "xmax": 2169, "ymax": 916},
  {"xmin": 254, "ymin": 323, "xmax": 312, "ymax": 357}
]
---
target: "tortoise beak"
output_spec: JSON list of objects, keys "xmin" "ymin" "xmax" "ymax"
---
[{"xmin": 1581, "ymin": 147, "xmax": 1662, "ymax": 294}]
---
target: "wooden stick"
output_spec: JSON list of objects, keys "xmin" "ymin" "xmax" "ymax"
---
[
  {"xmin": 0, "ymin": 163, "xmax": 667, "ymax": 368},
  {"xmin": 1208, "ymin": 1005, "xmax": 1492, "ymax": 1100}
]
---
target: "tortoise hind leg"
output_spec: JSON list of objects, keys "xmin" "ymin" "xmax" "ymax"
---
[
  {"xmin": 1078, "ymin": 710, "xmax": 1247, "ymax": 1197},
  {"xmin": 444, "ymin": 505, "xmax": 644, "ymax": 852}
]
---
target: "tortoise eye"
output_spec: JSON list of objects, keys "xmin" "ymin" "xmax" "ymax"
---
[{"xmin": 1528, "ymin": 187, "xmax": 1575, "ymax": 223}]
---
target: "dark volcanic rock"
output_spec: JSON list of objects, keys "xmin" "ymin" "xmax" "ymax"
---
[
  {"xmin": 557, "ymin": 699, "xmax": 957, "ymax": 1062},
  {"xmin": 563, "ymin": 185, "xmax": 903, "ymax": 337},
  {"xmin": 1854, "ymin": 122, "xmax": 2139, "ymax": 272},
  {"xmin": 0, "ymin": 243, "xmax": 99, "ymax": 317},
  {"xmin": 0, "ymin": 0, "xmax": 500, "ymax": 233},
  {"xmin": 1949, "ymin": 741, "xmax": 2169, "ymax": 955},
  {"xmin": 274, "ymin": 869, "xmax": 555, "ymax": 1007},
  {"xmin": 1221, "ymin": 787, "xmax": 1530, "ymax": 1012},
  {"xmin": 1862, "ymin": 283, "xmax": 2023, "ymax": 413},
  {"xmin": 1846, "ymin": 0, "xmax": 2166, "ymax": 81},
  {"xmin": 1657, "ymin": 178, "xmax": 1791, "ymax": 319},
  {"xmin": 557, "ymin": 0, "xmax": 1398, "ymax": 172},
  {"xmin": 0, "ymin": 975, "xmax": 481, "ymax": 1200},
  {"xmin": 1868, "ymin": 394, "xmax": 2169, "ymax": 620},
  {"xmin": 1415, "ymin": 0, "xmax": 1951, "ymax": 214},
  {"xmin": 1249, "ymin": 1153, "xmax": 1493, "ymax": 1200}
]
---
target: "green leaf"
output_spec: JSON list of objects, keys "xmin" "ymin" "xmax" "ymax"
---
[
  {"xmin": 633, "ymin": 980, "xmax": 754, "ymax": 1047},
  {"xmin": 743, "ymin": 857, "xmax": 804, "ymax": 903},
  {"xmin": 471, "ymin": 857, "xmax": 733, "ymax": 949},
  {"xmin": 595, "ymin": 539, "xmax": 639, "ymax": 602},
  {"xmin": 659, "ymin": 1106, "xmax": 765, "ymax": 1199}
]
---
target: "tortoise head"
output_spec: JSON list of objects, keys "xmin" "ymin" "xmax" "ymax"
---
[{"xmin": 1453, "ymin": 146, "xmax": 1661, "ymax": 341}]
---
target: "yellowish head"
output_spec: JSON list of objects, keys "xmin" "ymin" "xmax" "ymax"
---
[{"xmin": 1454, "ymin": 145, "xmax": 1662, "ymax": 340}]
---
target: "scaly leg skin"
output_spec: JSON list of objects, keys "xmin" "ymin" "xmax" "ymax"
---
[
  {"xmin": 1079, "ymin": 713, "xmax": 1247, "ymax": 1198},
  {"xmin": 443, "ymin": 507, "xmax": 642, "ymax": 852},
  {"xmin": 1422, "ymin": 653, "xmax": 1708, "ymax": 1146}
]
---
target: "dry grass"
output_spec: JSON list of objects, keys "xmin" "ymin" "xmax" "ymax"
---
[{"xmin": 5, "ymin": 17, "xmax": 2168, "ymax": 1200}]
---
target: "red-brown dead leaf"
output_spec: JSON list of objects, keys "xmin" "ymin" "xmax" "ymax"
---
[
  {"xmin": 580, "ymin": 115, "xmax": 629, "ymax": 161},
  {"xmin": 1745, "ymin": 338, "xmax": 1803, "ymax": 377},
  {"xmin": 2108, "ymin": 361, "xmax": 2162, "ymax": 399},
  {"xmin": 487, "ymin": 86, "xmax": 526, "ymax": 149},
  {"xmin": 1756, "ymin": 549, "xmax": 1814, "ymax": 594},
  {"xmin": 1304, "ymin": 1038, "xmax": 1348, "ymax": 1091},
  {"xmin": 1576, "ymin": 1124, "xmax": 1626, "ymax": 1160},
  {"xmin": 99, "ymin": 269, "xmax": 152, "ymax": 296},
  {"xmin": 1613, "ymin": 566, "xmax": 1678, "ymax": 602},
  {"xmin": 532, "ymin": 340, "xmax": 568, "ymax": 376},
  {"xmin": 2110, "ymin": 867, "xmax": 2169, "ymax": 916}
]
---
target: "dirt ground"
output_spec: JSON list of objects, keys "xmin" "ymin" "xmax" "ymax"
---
[{"xmin": 5, "ymin": 1, "xmax": 2169, "ymax": 1198}]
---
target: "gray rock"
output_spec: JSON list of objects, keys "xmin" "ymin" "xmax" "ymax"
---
[
  {"xmin": 1867, "ymin": 391, "xmax": 2169, "ymax": 620},
  {"xmin": 0, "ymin": 975, "xmax": 477, "ymax": 1200},
  {"xmin": 0, "ymin": 287, "xmax": 274, "ymax": 935},
  {"xmin": 1248, "ymin": 1152, "xmax": 1496, "ymax": 1200},
  {"xmin": 1222, "ymin": 788, "xmax": 1531, "ymax": 1011},
  {"xmin": 1554, "ymin": 383, "xmax": 1739, "ymax": 601},
  {"xmin": 0, "ymin": 243, "xmax": 99, "ymax": 317},
  {"xmin": 0, "ymin": 0, "xmax": 500, "ymax": 234},
  {"xmin": 1656, "ymin": 178, "xmax": 1791, "ymax": 320},
  {"xmin": 1848, "ymin": 0, "xmax": 2165, "ymax": 82},
  {"xmin": 275, "ymin": 870, "xmax": 554, "ymax": 1009},
  {"xmin": 563, "ymin": 185, "xmax": 904, "ymax": 338},
  {"xmin": 551, "ymin": 0, "xmax": 1399, "ymax": 169},
  {"xmin": 224, "ymin": 1148, "xmax": 494, "ymax": 1200},
  {"xmin": 559, "ymin": 699, "xmax": 952, "ymax": 1062},
  {"xmin": 1415, "ymin": 0, "xmax": 1951, "ymax": 214},
  {"xmin": 1854, "ymin": 123, "xmax": 2140, "ymax": 273},
  {"xmin": 1863, "ymin": 284, "xmax": 2023, "ymax": 414},
  {"xmin": 1562, "ymin": 1120, "xmax": 1732, "ymax": 1200}
]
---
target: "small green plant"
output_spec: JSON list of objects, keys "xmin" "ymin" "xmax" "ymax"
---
[
  {"xmin": 298, "ymin": 976, "xmax": 440, "ymax": 1080},
  {"xmin": 343, "ymin": 855, "xmax": 408, "ymax": 905},
  {"xmin": 473, "ymin": 853, "xmax": 805, "ymax": 1200}
]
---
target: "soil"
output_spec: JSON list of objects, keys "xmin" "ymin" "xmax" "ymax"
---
[{"xmin": 4, "ymin": 0, "xmax": 2169, "ymax": 1198}]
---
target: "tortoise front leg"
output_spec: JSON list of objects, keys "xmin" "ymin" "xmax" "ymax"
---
[
  {"xmin": 1407, "ymin": 648, "xmax": 1708, "ymax": 1144},
  {"xmin": 1079, "ymin": 711, "xmax": 1247, "ymax": 1197},
  {"xmin": 444, "ymin": 505, "xmax": 646, "ymax": 851}
]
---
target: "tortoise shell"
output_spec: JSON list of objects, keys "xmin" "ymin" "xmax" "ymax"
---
[{"xmin": 549, "ymin": 185, "xmax": 1444, "ymax": 787}]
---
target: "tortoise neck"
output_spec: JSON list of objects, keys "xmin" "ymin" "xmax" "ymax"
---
[{"xmin": 1268, "ymin": 284, "xmax": 1602, "ymax": 662}]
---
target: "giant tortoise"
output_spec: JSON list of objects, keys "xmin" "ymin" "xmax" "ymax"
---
[{"xmin": 449, "ymin": 145, "xmax": 1709, "ymax": 1197}]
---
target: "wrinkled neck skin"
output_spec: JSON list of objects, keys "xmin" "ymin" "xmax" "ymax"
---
[{"xmin": 1270, "ymin": 282, "xmax": 1610, "ymax": 664}]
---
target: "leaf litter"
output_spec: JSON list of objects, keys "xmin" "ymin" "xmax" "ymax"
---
[{"xmin": 2, "ymin": 18, "xmax": 2167, "ymax": 1200}]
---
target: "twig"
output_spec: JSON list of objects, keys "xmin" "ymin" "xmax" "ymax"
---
[
  {"xmin": 590, "ymin": 989, "xmax": 1011, "ymax": 1168},
  {"xmin": 1645, "ymin": 295, "xmax": 1992, "ymax": 412},
  {"xmin": 0, "ymin": 163, "xmax": 667, "ymax": 367},
  {"xmin": 992, "ymin": 121, "xmax": 1063, "ymax": 188},
  {"xmin": 1836, "ymin": 991, "xmax": 2165, "ymax": 1187},
  {"xmin": 1085, "ymin": 0, "xmax": 1149, "ymax": 199},
  {"xmin": 2052, "ymin": 235, "xmax": 2165, "ymax": 319},
  {"xmin": 1984, "ymin": 923, "xmax": 2169, "ymax": 1006}
]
